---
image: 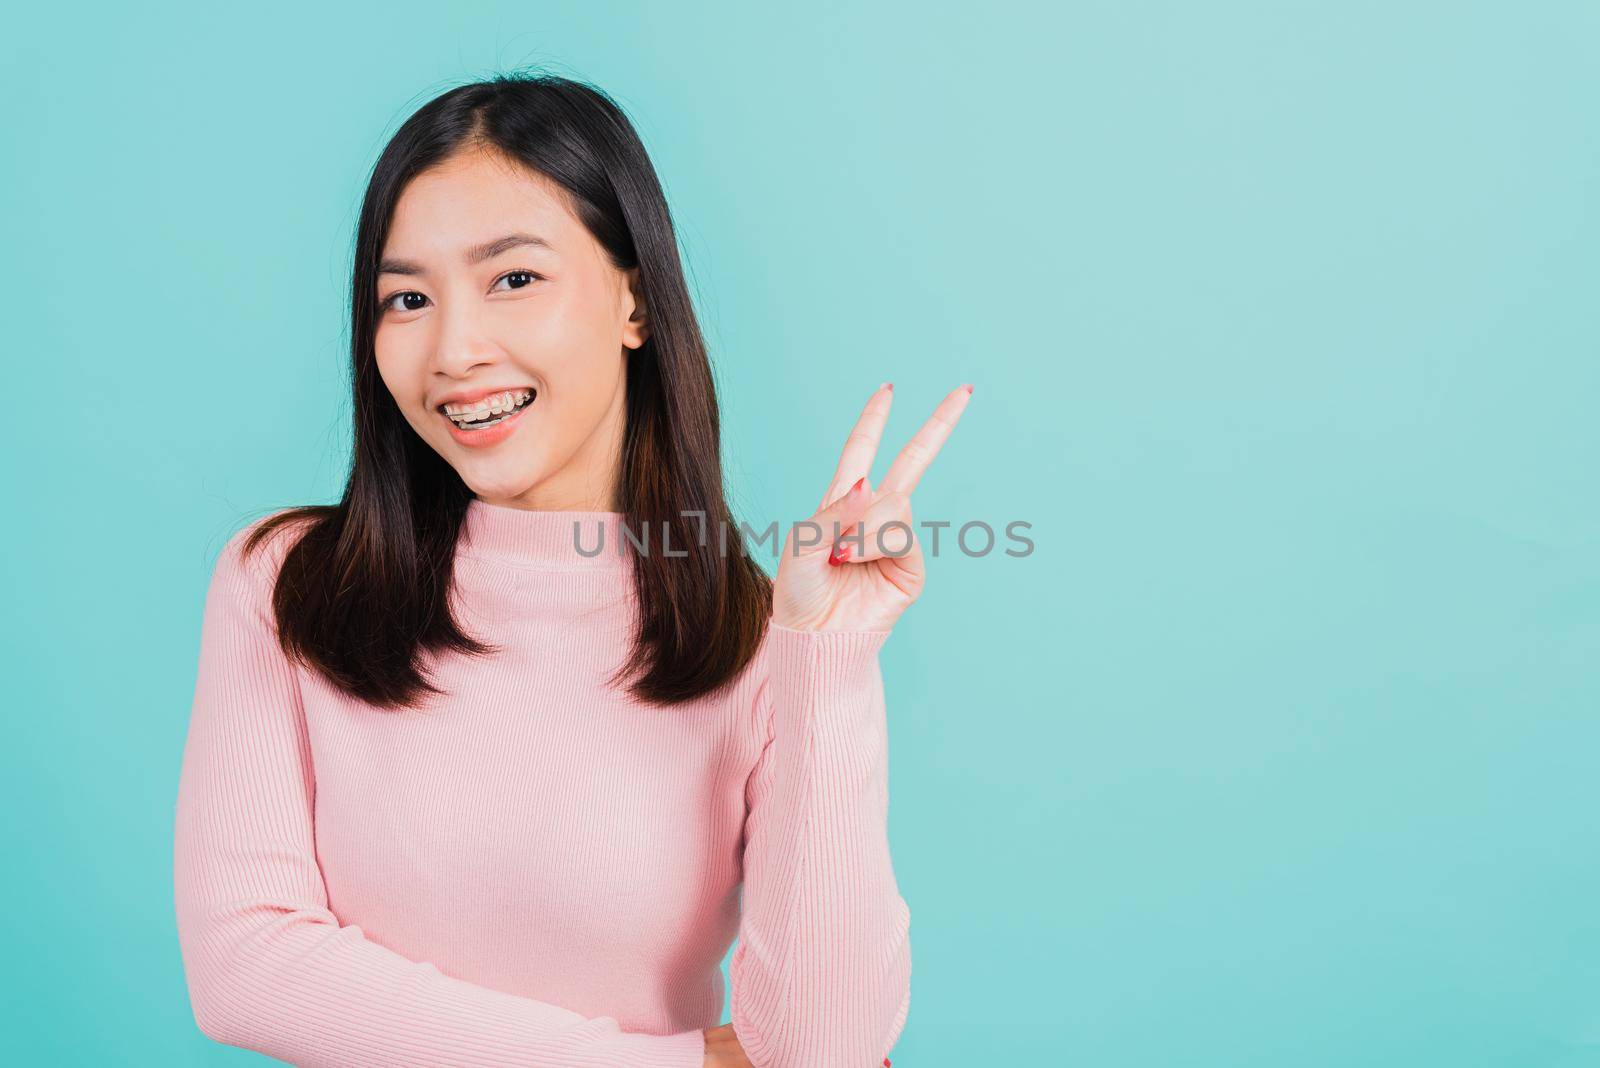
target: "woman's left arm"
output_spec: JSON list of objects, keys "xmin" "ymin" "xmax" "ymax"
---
[
  {"xmin": 730, "ymin": 623, "xmax": 907, "ymax": 1068},
  {"xmin": 727, "ymin": 382, "xmax": 973, "ymax": 1068}
]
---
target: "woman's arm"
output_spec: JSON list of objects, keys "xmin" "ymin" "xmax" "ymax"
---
[
  {"xmin": 727, "ymin": 622, "xmax": 912, "ymax": 1068},
  {"xmin": 724, "ymin": 380, "xmax": 968, "ymax": 1067},
  {"xmin": 172, "ymin": 524, "xmax": 707, "ymax": 1068}
]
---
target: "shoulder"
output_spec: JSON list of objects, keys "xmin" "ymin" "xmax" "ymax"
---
[
  {"xmin": 213, "ymin": 506, "xmax": 321, "ymax": 594},
  {"xmin": 198, "ymin": 508, "xmax": 324, "ymax": 643}
]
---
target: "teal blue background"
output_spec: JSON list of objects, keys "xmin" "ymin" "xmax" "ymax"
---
[{"xmin": 4, "ymin": 2, "xmax": 1598, "ymax": 1064}]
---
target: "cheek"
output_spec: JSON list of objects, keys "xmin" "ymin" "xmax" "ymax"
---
[
  {"xmin": 510, "ymin": 289, "xmax": 585, "ymax": 349},
  {"xmin": 374, "ymin": 323, "xmax": 425, "ymax": 374},
  {"xmin": 372, "ymin": 330, "xmax": 430, "ymax": 410},
  {"xmin": 511, "ymin": 294, "xmax": 620, "ymax": 393}
]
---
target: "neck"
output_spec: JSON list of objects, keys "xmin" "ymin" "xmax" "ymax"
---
[{"xmin": 460, "ymin": 497, "xmax": 633, "ymax": 570}]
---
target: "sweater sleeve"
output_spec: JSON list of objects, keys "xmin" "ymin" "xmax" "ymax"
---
[
  {"xmin": 172, "ymin": 523, "xmax": 707, "ymax": 1068},
  {"xmin": 728, "ymin": 621, "xmax": 912, "ymax": 1068}
]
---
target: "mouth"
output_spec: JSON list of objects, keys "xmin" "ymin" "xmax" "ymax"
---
[{"xmin": 438, "ymin": 388, "xmax": 536, "ymax": 432}]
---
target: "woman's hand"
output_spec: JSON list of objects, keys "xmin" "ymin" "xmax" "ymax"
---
[
  {"xmin": 772, "ymin": 382, "xmax": 973, "ymax": 633},
  {"xmin": 702, "ymin": 1023, "xmax": 753, "ymax": 1067}
]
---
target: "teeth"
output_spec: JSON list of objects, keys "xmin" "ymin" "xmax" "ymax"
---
[{"xmin": 443, "ymin": 389, "xmax": 533, "ymax": 424}]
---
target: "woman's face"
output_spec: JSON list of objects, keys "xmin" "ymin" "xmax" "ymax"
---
[{"xmin": 373, "ymin": 146, "xmax": 648, "ymax": 510}]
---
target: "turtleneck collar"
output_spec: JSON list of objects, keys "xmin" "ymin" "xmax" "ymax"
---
[{"xmin": 460, "ymin": 497, "xmax": 633, "ymax": 571}]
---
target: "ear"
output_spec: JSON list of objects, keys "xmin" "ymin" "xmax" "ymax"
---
[{"xmin": 621, "ymin": 267, "xmax": 650, "ymax": 349}]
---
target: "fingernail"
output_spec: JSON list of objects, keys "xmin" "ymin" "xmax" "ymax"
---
[
  {"xmin": 884, "ymin": 381, "xmax": 894, "ymax": 393},
  {"xmin": 851, "ymin": 476, "xmax": 866, "ymax": 495},
  {"xmin": 962, "ymin": 383, "xmax": 974, "ymax": 394},
  {"xmin": 828, "ymin": 544, "xmax": 850, "ymax": 566}
]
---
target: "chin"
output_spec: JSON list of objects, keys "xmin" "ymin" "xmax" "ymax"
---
[{"xmin": 460, "ymin": 467, "xmax": 553, "ymax": 502}]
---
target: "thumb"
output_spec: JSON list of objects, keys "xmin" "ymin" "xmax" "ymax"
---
[{"xmin": 795, "ymin": 476, "xmax": 873, "ymax": 558}]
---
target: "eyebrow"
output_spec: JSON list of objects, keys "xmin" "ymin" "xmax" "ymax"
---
[{"xmin": 378, "ymin": 232, "xmax": 555, "ymax": 276}]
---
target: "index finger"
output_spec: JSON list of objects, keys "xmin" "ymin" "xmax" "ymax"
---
[
  {"xmin": 878, "ymin": 384, "xmax": 973, "ymax": 497},
  {"xmin": 818, "ymin": 381, "xmax": 895, "ymax": 512}
]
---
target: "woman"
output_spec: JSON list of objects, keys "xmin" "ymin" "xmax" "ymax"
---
[{"xmin": 173, "ymin": 71, "xmax": 970, "ymax": 1068}]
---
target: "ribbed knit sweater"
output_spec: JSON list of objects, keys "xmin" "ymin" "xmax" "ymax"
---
[{"xmin": 173, "ymin": 497, "xmax": 911, "ymax": 1068}]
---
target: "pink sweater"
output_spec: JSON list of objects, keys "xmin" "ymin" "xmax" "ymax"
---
[{"xmin": 173, "ymin": 498, "xmax": 911, "ymax": 1067}]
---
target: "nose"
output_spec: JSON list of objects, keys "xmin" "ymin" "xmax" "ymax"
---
[{"xmin": 429, "ymin": 293, "xmax": 503, "ymax": 378}]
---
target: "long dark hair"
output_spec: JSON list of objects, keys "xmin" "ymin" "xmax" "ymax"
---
[{"xmin": 240, "ymin": 71, "xmax": 772, "ymax": 710}]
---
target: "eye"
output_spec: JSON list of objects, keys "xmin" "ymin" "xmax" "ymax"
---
[
  {"xmin": 380, "ymin": 291, "xmax": 430, "ymax": 314},
  {"xmin": 491, "ymin": 269, "xmax": 542, "ymax": 292}
]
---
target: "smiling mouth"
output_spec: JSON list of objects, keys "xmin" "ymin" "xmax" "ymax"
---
[{"xmin": 439, "ymin": 389, "xmax": 537, "ymax": 430}]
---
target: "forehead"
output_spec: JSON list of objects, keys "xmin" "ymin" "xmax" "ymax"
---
[{"xmin": 384, "ymin": 148, "xmax": 583, "ymax": 255}]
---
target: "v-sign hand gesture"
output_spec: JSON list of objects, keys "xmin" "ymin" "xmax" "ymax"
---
[{"xmin": 772, "ymin": 382, "xmax": 974, "ymax": 633}]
